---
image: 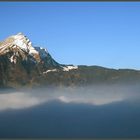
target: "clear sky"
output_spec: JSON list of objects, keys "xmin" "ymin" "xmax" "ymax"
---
[{"xmin": 0, "ymin": 2, "xmax": 140, "ymax": 69}]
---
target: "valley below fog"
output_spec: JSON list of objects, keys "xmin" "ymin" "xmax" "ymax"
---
[{"xmin": 0, "ymin": 84, "xmax": 140, "ymax": 138}]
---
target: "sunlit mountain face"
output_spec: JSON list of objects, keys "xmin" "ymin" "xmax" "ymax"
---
[
  {"xmin": 0, "ymin": 33, "xmax": 140, "ymax": 138},
  {"xmin": 0, "ymin": 33, "xmax": 78, "ymax": 88},
  {"xmin": 0, "ymin": 33, "xmax": 140, "ymax": 89}
]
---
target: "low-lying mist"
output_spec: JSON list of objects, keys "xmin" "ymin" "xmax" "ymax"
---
[
  {"xmin": 0, "ymin": 84, "xmax": 140, "ymax": 111},
  {"xmin": 0, "ymin": 84, "xmax": 140, "ymax": 138}
]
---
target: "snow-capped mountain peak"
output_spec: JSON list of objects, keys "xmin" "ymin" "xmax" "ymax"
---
[
  {"xmin": 0, "ymin": 33, "xmax": 43, "ymax": 62},
  {"xmin": 0, "ymin": 33, "xmax": 61, "ymax": 69},
  {"xmin": 11, "ymin": 33, "xmax": 40, "ymax": 61},
  {"xmin": 12, "ymin": 32, "xmax": 33, "ymax": 50},
  {"xmin": 0, "ymin": 33, "xmax": 78, "ymax": 72}
]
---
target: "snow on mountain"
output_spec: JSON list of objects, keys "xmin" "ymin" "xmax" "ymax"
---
[
  {"xmin": 62, "ymin": 65, "xmax": 78, "ymax": 71},
  {"xmin": 11, "ymin": 33, "xmax": 49, "ymax": 61},
  {"xmin": 34, "ymin": 47, "xmax": 48, "ymax": 59},
  {"xmin": 0, "ymin": 33, "xmax": 53, "ymax": 64},
  {"xmin": 43, "ymin": 69, "xmax": 58, "ymax": 74},
  {"xmin": 0, "ymin": 32, "xmax": 78, "ymax": 72},
  {"xmin": 0, "ymin": 32, "xmax": 41, "ymax": 63}
]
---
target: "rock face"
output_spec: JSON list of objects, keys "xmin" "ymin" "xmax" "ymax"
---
[
  {"xmin": 0, "ymin": 33, "xmax": 78, "ymax": 88},
  {"xmin": 0, "ymin": 33, "xmax": 140, "ymax": 89},
  {"xmin": 0, "ymin": 33, "xmax": 60, "ymax": 66}
]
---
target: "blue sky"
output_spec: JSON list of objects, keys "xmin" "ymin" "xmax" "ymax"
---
[{"xmin": 0, "ymin": 2, "xmax": 140, "ymax": 69}]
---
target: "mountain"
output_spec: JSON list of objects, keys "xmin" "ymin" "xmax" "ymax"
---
[
  {"xmin": 0, "ymin": 33, "xmax": 140, "ymax": 89},
  {"xmin": 0, "ymin": 33, "xmax": 78, "ymax": 88}
]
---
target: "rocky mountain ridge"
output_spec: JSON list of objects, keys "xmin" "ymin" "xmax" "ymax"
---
[
  {"xmin": 0, "ymin": 33, "xmax": 140, "ymax": 89},
  {"xmin": 0, "ymin": 33, "xmax": 78, "ymax": 88}
]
